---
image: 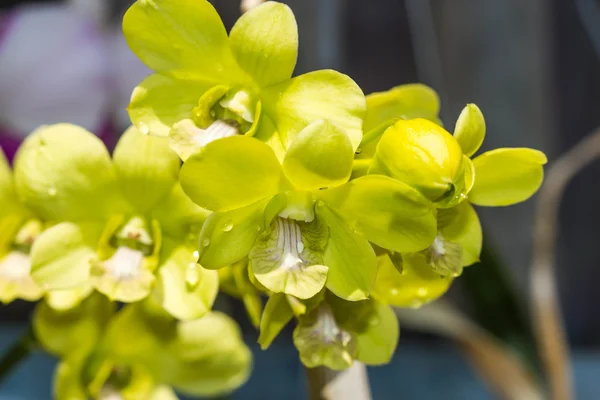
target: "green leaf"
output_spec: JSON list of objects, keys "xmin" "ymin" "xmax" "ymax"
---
[
  {"xmin": 180, "ymin": 136, "xmax": 289, "ymax": 212},
  {"xmin": 44, "ymin": 285, "xmax": 94, "ymax": 311},
  {"xmin": 469, "ymin": 148, "xmax": 547, "ymax": 206},
  {"xmin": 364, "ymin": 84, "xmax": 441, "ymax": 132},
  {"xmin": 123, "ymin": 0, "xmax": 242, "ymax": 83},
  {"xmin": 369, "ymin": 118, "xmax": 464, "ymax": 206},
  {"xmin": 315, "ymin": 203, "xmax": 377, "ymax": 301},
  {"xmin": 155, "ymin": 240, "xmax": 218, "ymax": 320},
  {"xmin": 14, "ymin": 124, "xmax": 125, "ymax": 221},
  {"xmin": 258, "ymin": 293, "xmax": 294, "ymax": 349},
  {"xmin": 33, "ymin": 294, "xmax": 114, "ymax": 357},
  {"xmin": 318, "ymin": 175, "xmax": 437, "ymax": 253},
  {"xmin": 250, "ymin": 217, "xmax": 329, "ymax": 299},
  {"xmin": 128, "ymin": 74, "xmax": 213, "ymax": 137},
  {"xmin": 30, "ymin": 222, "xmax": 103, "ymax": 290},
  {"xmin": 199, "ymin": 196, "xmax": 284, "ymax": 269},
  {"xmin": 261, "ymin": 70, "xmax": 366, "ymax": 150},
  {"xmin": 152, "ymin": 182, "xmax": 210, "ymax": 240},
  {"xmin": 113, "ymin": 126, "xmax": 180, "ymax": 213},
  {"xmin": 453, "ymin": 103, "xmax": 486, "ymax": 157},
  {"xmin": 372, "ymin": 253, "xmax": 453, "ymax": 308},
  {"xmin": 282, "ymin": 120, "xmax": 353, "ymax": 190},
  {"xmin": 438, "ymin": 202, "xmax": 482, "ymax": 267},
  {"xmin": 166, "ymin": 312, "xmax": 252, "ymax": 397},
  {"xmin": 229, "ymin": 2, "xmax": 297, "ymax": 87}
]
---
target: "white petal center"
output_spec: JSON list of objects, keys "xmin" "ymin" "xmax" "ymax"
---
[
  {"xmin": 103, "ymin": 246, "xmax": 144, "ymax": 280},
  {"xmin": 0, "ymin": 252, "xmax": 31, "ymax": 279}
]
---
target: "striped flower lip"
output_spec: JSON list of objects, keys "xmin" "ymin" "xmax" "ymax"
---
[{"xmin": 249, "ymin": 216, "xmax": 328, "ymax": 300}]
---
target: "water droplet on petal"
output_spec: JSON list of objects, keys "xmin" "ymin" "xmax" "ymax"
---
[
  {"xmin": 369, "ymin": 316, "xmax": 380, "ymax": 327},
  {"xmin": 256, "ymin": 225, "xmax": 262, "ymax": 232},
  {"xmin": 417, "ymin": 287, "xmax": 428, "ymax": 297},
  {"xmin": 193, "ymin": 250, "xmax": 199, "ymax": 259},
  {"xmin": 223, "ymin": 222, "xmax": 233, "ymax": 232},
  {"xmin": 202, "ymin": 238, "xmax": 210, "ymax": 247},
  {"xmin": 297, "ymin": 241, "xmax": 304, "ymax": 253},
  {"xmin": 138, "ymin": 122, "xmax": 150, "ymax": 135},
  {"xmin": 186, "ymin": 263, "xmax": 200, "ymax": 290},
  {"xmin": 48, "ymin": 187, "xmax": 57, "ymax": 197},
  {"xmin": 390, "ymin": 288, "xmax": 399, "ymax": 296}
]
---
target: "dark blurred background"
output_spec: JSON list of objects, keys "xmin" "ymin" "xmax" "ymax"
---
[{"xmin": 1, "ymin": 0, "xmax": 600, "ymax": 398}]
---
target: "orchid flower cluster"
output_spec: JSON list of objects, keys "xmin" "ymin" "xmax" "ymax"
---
[{"xmin": 0, "ymin": 0, "xmax": 547, "ymax": 397}]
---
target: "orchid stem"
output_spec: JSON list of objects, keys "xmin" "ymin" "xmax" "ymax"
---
[{"xmin": 0, "ymin": 326, "xmax": 37, "ymax": 387}]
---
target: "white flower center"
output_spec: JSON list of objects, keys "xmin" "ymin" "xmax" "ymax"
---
[
  {"xmin": 431, "ymin": 235, "xmax": 446, "ymax": 257},
  {"xmin": 103, "ymin": 247, "xmax": 144, "ymax": 280},
  {"xmin": 0, "ymin": 252, "xmax": 31, "ymax": 280},
  {"xmin": 194, "ymin": 120, "xmax": 239, "ymax": 147}
]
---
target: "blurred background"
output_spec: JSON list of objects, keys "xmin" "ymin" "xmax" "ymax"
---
[{"xmin": 1, "ymin": 0, "xmax": 600, "ymax": 398}]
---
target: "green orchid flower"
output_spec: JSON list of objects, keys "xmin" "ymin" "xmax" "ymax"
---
[
  {"xmin": 124, "ymin": 0, "xmax": 366, "ymax": 164},
  {"xmin": 14, "ymin": 124, "xmax": 217, "ymax": 318},
  {"xmin": 34, "ymin": 296, "xmax": 251, "ymax": 399},
  {"xmin": 179, "ymin": 125, "xmax": 437, "ymax": 302},
  {"xmin": 258, "ymin": 290, "xmax": 398, "ymax": 370},
  {"xmin": 0, "ymin": 148, "xmax": 44, "ymax": 304},
  {"xmin": 361, "ymin": 93, "xmax": 546, "ymax": 281}
]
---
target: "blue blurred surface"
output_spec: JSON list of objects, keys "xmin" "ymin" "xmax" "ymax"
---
[{"xmin": 1, "ymin": 325, "xmax": 599, "ymax": 399}]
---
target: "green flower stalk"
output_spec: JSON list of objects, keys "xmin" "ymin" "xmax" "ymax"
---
[
  {"xmin": 13, "ymin": 124, "xmax": 217, "ymax": 318},
  {"xmin": 33, "ymin": 295, "xmax": 251, "ymax": 399},
  {"xmin": 0, "ymin": 149, "xmax": 44, "ymax": 304},
  {"xmin": 258, "ymin": 290, "xmax": 398, "ymax": 370},
  {"xmin": 178, "ymin": 124, "xmax": 437, "ymax": 301},
  {"xmin": 124, "ymin": 0, "xmax": 366, "ymax": 164}
]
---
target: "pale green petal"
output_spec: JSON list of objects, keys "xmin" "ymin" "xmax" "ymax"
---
[
  {"xmin": 261, "ymin": 70, "xmax": 366, "ymax": 150},
  {"xmin": 54, "ymin": 354, "xmax": 88, "ymax": 400},
  {"xmin": 113, "ymin": 126, "xmax": 180, "ymax": 213},
  {"xmin": 167, "ymin": 312, "xmax": 252, "ymax": 397},
  {"xmin": 315, "ymin": 203, "xmax": 377, "ymax": 301},
  {"xmin": 250, "ymin": 217, "xmax": 329, "ymax": 299},
  {"xmin": 354, "ymin": 302, "xmax": 399, "ymax": 365},
  {"xmin": 180, "ymin": 136, "xmax": 289, "ymax": 212},
  {"xmin": 318, "ymin": 175, "xmax": 437, "ymax": 253},
  {"xmin": 128, "ymin": 74, "xmax": 212, "ymax": 137},
  {"xmin": 102, "ymin": 304, "xmax": 175, "ymax": 373},
  {"xmin": 33, "ymin": 294, "xmax": 113, "ymax": 357},
  {"xmin": 329, "ymin": 296, "xmax": 399, "ymax": 365},
  {"xmin": 438, "ymin": 202, "xmax": 482, "ymax": 267},
  {"xmin": 453, "ymin": 103, "xmax": 486, "ymax": 157},
  {"xmin": 14, "ymin": 124, "xmax": 124, "ymax": 221},
  {"xmin": 155, "ymin": 241, "xmax": 218, "ymax": 320},
  {"xmin": 45, "ymin": 285, "xmax": 94, "ymax": 311},
  {"xmin": 230, "ymin": 2, "xmax": 297, "ymax": 87},
  {"xmin": 282, "ymin": 120, "xmax": 353, "ymax": 190},
  {"xmin": 219, "ymin": 263, "xmax": 264, "ymax": 328},
  {"xmin": 469, "ymin": 148, "xmax": 547, "ymax": 206},
  {"xmin": 123, "ymin": 0, "xmax": 242, "ymax": 83},
  {"xmin": 152, "ymin": 183, "xmax": 210, "ymax": 240},
  {"xmin": 364, "ymin": 84, "xmax": 441, "ymax": 132},
  {"xmin": 199, "ymin": 195, "xmax": 285, "ymax": 269},
  {"xmin": 372, "ymin": 253, "xmax": 453, "ymax": 308},
  {"xmin": 294, "ymin": 303, "xmax": 356, "ymax": 370},
  {"xmin": 30, "ymin": 222, "xmax": 103, "ymax": 290},
  {"xmin": 258, "ymin": 293, "xmax": 294, "ymax": 350}
]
